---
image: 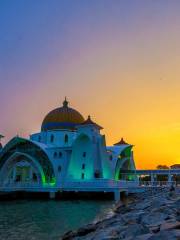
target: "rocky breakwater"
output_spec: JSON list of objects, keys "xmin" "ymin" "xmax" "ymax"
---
[{"xmin": 61, "ymin": 188, "xmax": 180, "ymax": 240}]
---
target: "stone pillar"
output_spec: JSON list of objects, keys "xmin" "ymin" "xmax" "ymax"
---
[
  {"xmin": 168, "ymin": 173, "xmax": 172, "ymax": 185},
  {"xmin": 114, "ymin": 190, "xmax": 121, "ymax": 202},
  {"xmin": 49, "ymin": 192, "xmax": 56, "ymax": 199},
  {"xmin": 151, "ymin": 173, "xmax": 154, "ymax": 186}
]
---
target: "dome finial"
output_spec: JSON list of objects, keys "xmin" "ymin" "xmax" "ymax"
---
[{"xmin": 63, "ymin": 97, "xmax": 68, "ymax": 107}]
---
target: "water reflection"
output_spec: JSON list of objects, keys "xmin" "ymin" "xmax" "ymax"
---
[{"xmin": 0, "ymin": 200, "xmax": 113, "ymax": 240}]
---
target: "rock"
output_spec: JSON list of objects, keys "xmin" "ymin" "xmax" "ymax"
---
[
  {"xmin": 76, "ymin": 224, "xmax": 97, "ymax": 236},
  {"xmin": 160, "ymin": 221, "xmax": 180, "ymax": 231},
  {"xmin": 148, "ymin": 229, "xmax": 180, "ymax": 240},
  {"xmin": 122, "ymin": 210, "xmax": 145, "ymax": 224},
  {"xmin": 135, "ymin": 233, "xmax": 154, "ymax": 240},
  {"xmin": 61, "ymin": 224, "xmax": 97, "ymax": 240},
  {"xmin": 119, "ymin": 224, "xmax": 149, "ymax": 239},
  {"xmin": 61, "ymin": 230, "xmax": 75, "ymax": 240},
  {"xmin": 140, "ymin": 212, "xmax": 168, "ymax": 226},
  {"xmin": 134, "ymin": 201, "xmax": 151, "ymax": 210},
  {"xmin": 149, "ymin": 226, "xmax": 160, "ymax": 233}
]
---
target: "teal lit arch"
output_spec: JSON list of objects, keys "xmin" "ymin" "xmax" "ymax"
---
[{"xmin": 0, "ymin": 137, "xmax": 56, "ymax": 185}]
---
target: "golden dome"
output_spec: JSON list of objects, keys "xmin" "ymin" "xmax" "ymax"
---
[{"xmin": 41, "ymin": 98, "xmax": 85, "ymax": 131}]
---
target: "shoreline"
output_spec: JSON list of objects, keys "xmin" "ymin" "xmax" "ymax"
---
[{"xmin": 61, "ymin": 188, "xmax": 180, "ymax": 240}]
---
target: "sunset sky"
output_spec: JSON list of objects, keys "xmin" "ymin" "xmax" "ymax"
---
[{"xmin": 1, "ymin": 1, "xmax": 180, "ymax": 169}]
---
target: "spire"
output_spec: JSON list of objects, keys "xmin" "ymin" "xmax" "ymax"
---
[
  {"xmin": 80, "ymin": 115, "xmax": 103, "ymax": 129},
  {"xmin": 114, "ymin": 138, "xmax": 129, "ymax": 146},
  {"xmin": 63, "ymin": 97, "xmax": 69, "ymax": 107}
]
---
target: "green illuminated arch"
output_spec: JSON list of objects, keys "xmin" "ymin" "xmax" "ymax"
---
[
  {"xmin": 114, "ymin": 146, "xmax": 134, "ymax": 180},
  {"xmin": 0, "ymin": 137, "xmax": 55, "ymax": 185}
]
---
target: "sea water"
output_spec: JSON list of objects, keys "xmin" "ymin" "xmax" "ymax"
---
[{"xmin": 0, "ymin": 200, "xmax": 114, "ymax": 240}]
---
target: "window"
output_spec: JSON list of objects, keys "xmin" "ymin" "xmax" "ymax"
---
[
  {"xmin": 109, "ymin": 155, "xmax": 113, "ymax": 161},
  {"xmin": 58, "ymin": 166, "xmax": 61, "ymax": 172},
  {"xmin": 59, "ymin": 152, "xmax": 62, "ymax": 158},
  {"xmin": 94, "ymin": 171, "xmax": 100, "ymax": 179},
  {"xmin": 64, "ymin": 134, "xmax": 68, "ymax": 143},
  {"xmin": 82, "ymin": 164, "xmax": 85, "ymax": 170},
  {"xmin": 81, "ymin": 173, "xmax": 85, "ymax": 179},
  {"xmin": 50, "ymin": 135, "xmax": 54, "ymax": 143},
  {"xmin": 83, "ymin": 152, "xmax": 86, "ymax": 157},
  {"xmin": 54, "ymin": 152, "xmax": 57, "ymax": 158},
  {"xmin": 38, "ymin": 136, "xmax": 41, "ymax": 142}
]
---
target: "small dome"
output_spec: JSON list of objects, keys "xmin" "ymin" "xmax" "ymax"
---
[{"xmin": 41, "ymin": 98, "xmax": 85, "ymax": 131}]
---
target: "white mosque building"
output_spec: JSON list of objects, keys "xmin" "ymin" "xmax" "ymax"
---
[{"xmin": 0, "ymin": 98, "xmax": 136, "ymax": 199}]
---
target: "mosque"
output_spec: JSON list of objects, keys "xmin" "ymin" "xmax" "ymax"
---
[{"xmin": 0, "ymin": 98, "xmax": 136, "ymax": 199}]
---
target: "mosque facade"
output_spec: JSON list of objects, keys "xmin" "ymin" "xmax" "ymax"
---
[{"xmin": 0, "ymin": 99, "xmax": 136, "ymax": 196}]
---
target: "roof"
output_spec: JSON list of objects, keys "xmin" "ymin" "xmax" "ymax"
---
[
  {"xmin": 79, "ymin": 115, "xmax": 103, "ymax": 130},
  {"xmin": 114, "ymin": 138, "xmax": 130, "ymax": 146}
]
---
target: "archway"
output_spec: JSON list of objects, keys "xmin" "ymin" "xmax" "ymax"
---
[
  {"xmin": 0, "ymin": 152, "xmax": 45, "ymax": 187},
  {"xmin": 0, "ymin": 137, "xmax": 56, "ymax": 186}
]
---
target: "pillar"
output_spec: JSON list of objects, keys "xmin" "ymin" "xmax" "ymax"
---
[
  {"xmin": 168, "ymin": 174, "xmax": 172, "ymax": 185},
  {"xmin": 114, "ymin": 190, "xmax": 121, "ymax": 202},
  {"xmin": 151, "ymin": 173, "xmax": 155, "ymax": 186},
  {"xmin": 49, "ymin": 192, "xmax": 56, "ymax": 199}
]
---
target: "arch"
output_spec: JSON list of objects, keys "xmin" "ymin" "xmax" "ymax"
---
[
  {"xmin": 67, "ymin": 133, "xmax": 93, "ymax": 180},
  {"xmin": 0, "ymin": 152, "xmax": 45, "ymax": 185},
  {"xmin": 114, "ymin": 147, "xmax": 135, "ymax": 180},
  {"xmin": 0, "ymin": 137, "xmax": 56, "ymax": 185}
]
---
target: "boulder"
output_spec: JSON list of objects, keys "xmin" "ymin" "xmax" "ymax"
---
[
  {"xmin": 140, "ymin": 212, "xmax": 168, "ymax": 226},
  {"xmin": 135, "ymin": 233, "xmax": 154, "ymax": 240},
  {"xmin": 119, "ymin": 224, "xmax": 149, "ymax": 239},
  {"xmin": 122, "ymin": 210, "xmax": 145, "ymax": 224},
  {"xmin": 148, "ymin": 229, "xmax": 180, "ymax": 240},
  {"xmin": 160, "ymin": 221, "xmax": 180, "ymax": 231}
]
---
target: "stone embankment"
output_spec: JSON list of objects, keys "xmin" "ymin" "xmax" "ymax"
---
[{"xmin": 61, "ymin": 188, "xmax": 180, "ymax": 240}]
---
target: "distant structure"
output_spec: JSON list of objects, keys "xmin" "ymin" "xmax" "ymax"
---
[
  {"xmin": 171, "ymin": 164, "xmax": 180, "ymax": 169},
  {"xmin": 0, "ymin": 98, "xmax": 136, "ymax": 198}
]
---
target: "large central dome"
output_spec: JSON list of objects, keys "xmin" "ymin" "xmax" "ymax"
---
[{"xmin": 41, "ymin": 98, "xmax": 85, "ymax": 131}]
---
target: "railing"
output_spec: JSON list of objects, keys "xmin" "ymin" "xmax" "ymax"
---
[
  {"xmin": 139, "ymin": 181, "xmax": 179, "ymax": 187},
  {"xmin": 0, "ymin": 179, "xmax": 179, "ymax": 192}
]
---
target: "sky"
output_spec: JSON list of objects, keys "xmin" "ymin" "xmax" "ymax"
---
[{"xmin": 0, "ymin": 0, "xmax": 180, "ymax": 169}]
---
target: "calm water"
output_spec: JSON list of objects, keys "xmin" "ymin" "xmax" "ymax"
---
[{"xmin": 0, "ymin": 200, "xmax": 114, "ymax": 240}]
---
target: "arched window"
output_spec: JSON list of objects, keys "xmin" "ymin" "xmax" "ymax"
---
[
  {"xmin": 50, "ymin": 135, "xmax": 54, "ymax": 143},
  {"xmin": 58, "ymin": 166, "xmax": 61, "ymax": 172},
  {"xmin": 38, "ymin": 136, "xmax": 41, "ymax": 142},
  {"xmin": 59, "ymin": 152, "xmax": 62, "ymax": 158},
  {"xmin": 64, "ymin": 134, "xmax": 68, "ymax": 143},
  {"xmin": 81, "ymin": 173, "xmax": 85, "ymax": 179},
  {"xmin": 83, "ymin": 152, "xmax": 86, "ymax": 157},
  {"xmin": 54, "ymin": 152, "xmax": 57, "ymax": 158},
  {"xmin": 82, "ymin": 164, "xmax": 85, "ymax": 170}
]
